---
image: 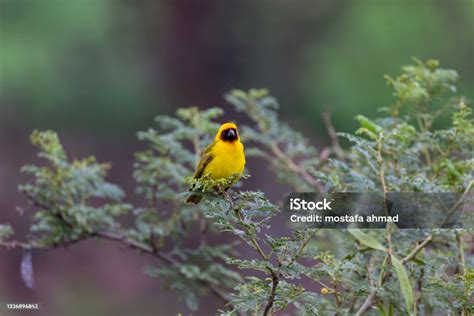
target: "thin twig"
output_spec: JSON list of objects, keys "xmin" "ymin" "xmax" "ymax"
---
[
  {"xmin": 322, "ymin": 112, "xmax": 345, "ymax": 161},
  {"xmin": 96, "ymin": 230, "xmax": 232, "ymax": 302},
  {"xmin": 401, "ymin": 235, "xmax": 433, "ymax": 264},
  {"xmin": 456, "ymin": 233, "xmax": 466, "ymax": 276},
  {"xmin": 457, "ymin": 233, "xmax": 468, "ymax": 316},
  {"xmin": 1, "ymin": 231, "xmax": 231, "ymax": 306},
  {"xmin": 376, "ymin": 134, "xmax": 394, "ymax": 261},
  {"xmin": 441, "ymin": 180, "xmax": 473, "ymax": 227},
  {"xmin": 354, "ymin": 259, "xmax": 377, "ymax": 316},
  {"xmin": 224, "ymin": 192, "xmax": 269, "ymax": 261},
  {"xmin": 332, "ymin": 279, "xmax": 342, "ymax": 315},
  {"xmin": 223, "ymin": 190, "xmax": 280, "ymax": 315},
  {"xmin": 263, "ymin": 268, "xmax": 279, "ymax": 316},
  {"xmin": 18, "ymin": 184, "xmax": 233, "ymax": 304},
  {"xmin": 376, "ymin": 136, "xmax": 386, "ymax": 191},
  {"xmin": 416, "ymin": 114, "xmax": 432, "ymax": 165},
  {"xmin": 271, "ymin": 143, "xmax": 324, "ymax": 193},
  {"xmin": 355, "ymin": 291, "xmax": 377, "ymax": 316},
  {"xmin": 291, "ymin": 232, "xmax": 314, "ymax": 262},
  {"xmin": 355, "ymin": 234, "xmax": 434, "ymax": 315}
]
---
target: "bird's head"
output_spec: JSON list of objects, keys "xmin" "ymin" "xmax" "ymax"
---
[{"xmin": 216, "ymin": 122, "xmax": 239, "ymax": 142}]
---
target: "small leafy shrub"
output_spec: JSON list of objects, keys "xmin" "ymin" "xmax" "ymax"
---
[{"xmin": 1, "ymin": 59, "xmax": 472, "ymax": 315}]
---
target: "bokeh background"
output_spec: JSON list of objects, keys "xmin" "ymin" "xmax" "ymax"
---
[{"xmin": 1, "ymin": 1, "xmax": 473, "ymax": 315}]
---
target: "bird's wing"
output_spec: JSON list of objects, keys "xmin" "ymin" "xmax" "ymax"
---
[{"xmin": 193, "ymin": 141, "xmax": 215, "ymax": 178}]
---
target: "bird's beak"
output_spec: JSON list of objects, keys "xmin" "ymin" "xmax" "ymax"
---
[{"xmin": 227, "ymin": 129, "xmax": 236, "ymax": 139}]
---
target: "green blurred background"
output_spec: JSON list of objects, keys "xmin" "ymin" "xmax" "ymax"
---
[
  {"xmin": 1, "ymin": 1, "xmax": 473, "ymax": 315},
  {"xmin": 1, "ymin": 0, "xmax": 472, "ymax": 134}
]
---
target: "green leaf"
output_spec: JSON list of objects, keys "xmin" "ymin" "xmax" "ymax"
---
[
  {"xmin": 376, "ymin": 302, "xmax": 387, "ymax": 316},
  {"xmin": 185, "ymin": 291, "xmax": 199, "ymax": 311},
  {"xmin": 392, "ymin": 256, "xmax": 414, "ymax": 313},
  {"xmin": 0, "ymin": 224, "xmax": 14, "ymax": 240},
  {"xmin": 355, "ymin": 127, "xmax": 378, "ymax": 140},
  {"xmin": 348, "ymin": 229, "xmax": 387, "ymax": 251},
  {"xmin": 388, "ymin": 303, "xmax": 394, "ymax": 316},
  {"xmin": 355, "ymin": 115, "xmax": 382, "ymax": 134}
]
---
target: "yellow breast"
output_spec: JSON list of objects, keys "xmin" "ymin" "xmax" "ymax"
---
[{"xmin": 204, "ymin": 140, "xmax": 245, "ymax": 180}]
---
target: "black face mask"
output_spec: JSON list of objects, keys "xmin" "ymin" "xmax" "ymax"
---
[{"xmin": 221, "ymin": 128, "xmax": 238, "ymax": 141}]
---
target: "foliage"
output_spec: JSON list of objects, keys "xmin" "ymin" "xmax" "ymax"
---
[
  {"xmin": 0, "ymin": 224, "xmax": 14, "ymax": 241},
  {"xmin": 1, "ymin": 59, "xmax": 473, "ymax": 315},
  {"xmin": 0, "ymin": 0, "xmax": 158, "ymax": 131}
]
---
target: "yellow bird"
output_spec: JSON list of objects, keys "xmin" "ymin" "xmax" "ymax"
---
[{"xmin": 186, "ymin": 122, "xmax": 246, "ymax": 204}]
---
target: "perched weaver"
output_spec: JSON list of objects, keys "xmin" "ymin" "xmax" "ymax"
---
[{"xmin": 185, "ymin": 122, "xmax": 246, "ymax": 204}]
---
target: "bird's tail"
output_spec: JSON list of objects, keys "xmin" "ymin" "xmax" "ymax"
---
[{"xmin": 185, "ymin": 193, "xmax": 203, "ymax": 204}]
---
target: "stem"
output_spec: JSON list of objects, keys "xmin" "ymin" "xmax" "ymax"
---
[
  {"xmin": 375, "ymin": 134, "xmax": 391, "ymax": 253},
  {"xmin": 223, "ymin": 190, "xmax": 280, "ymax": 315},
  {"xmin": 401, "ymin": 235, "xmax": 433, "ymax": 264},
  {"xmin": 355, "ymin": 234, "xmax": 434, "ymax": 315},
  {"xmin": 98, "ymin": 231, "xmax": 232, "ymax": 305},
  {"xmin": 376, "ymin": 135, "xmax": 388, "ymax": 209},
  {"xmin": 355, "ymin": 292, "xmax": 376, "ymax": 316},
  {"xmin": 378, "ymin": 255, "xmax": 389, "ymax": 286},
  {"xmin": 291, "ymin": 232, "xmax": 315, "ymax": 262},
  {"xmin": 224, "ymin": 191, "xmax": 269, "ymax": 261},
  {"xmin": 355, "ymin": 259, "xmax": 377, "ymax": 316},
  {"xmin": 386, "ymin": 224, "xmax": 393, "ymax": 257},
  {"xmin": 441, "ymin": 180, "xmax": 473, "ymax": 227},
  {"xmin": 376, "ymin": 135, "xmax": 393, "ymax": 257},
  {"xmin": 457, "ymin": 233, "xmax": 466, "ymax": 276},
  {"xmin": 271, "ymin": 143, "xmax": 325, "ymax": 193},
  {"xmin": 322, "ymin": 112, "xmax": 345, "ymax": 161},
  {"xmin": 332, "ymin": 279, "xmax": 342, "ymax": 315},
  {"xmin": 457, "ymin": 233, "xmax": 468, "ymax": 316},
  {"xmin": 416, "ymin": 114, "xmax": 432, "ymax": 165},
  {"xmin": 355, "ymin": 135, "xmax": 400, "ymax": 316},
  {"xmin": 263, "ymin": 268, "xmax": 279, "ymax": 316},
  {"xmin": 2, "ymin": 231, "xmax": 232, "ymax": 306}
]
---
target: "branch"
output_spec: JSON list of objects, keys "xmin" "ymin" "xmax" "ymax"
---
[
  {"xmin": 354, "ymin": 180, "xmax": 470, "ymax": 314},
  {"xmin": 1, "ymin": 231, "xmax": 231, "ymax": 306},
  {"xmin": 271, "ymin": 143, "xmax": 324, "ymax": 193},
  {"xmin": 354, "ymin": 291, "xmax": 376, "ymax": 316},
  {"xmin": 17, "ymin": 185, "xmax": 233, "ymax": 305},
  {"xmin": 441, "ymin": 180, "xmax": 473, "ymax": 227},
  {"xmin": 263, "ymin": 268, "xmax": 279, "ymax": 316},
  {"xmin": 0, "ymin": 237, "xmax": 86, "ymax": 251},
  {"xmin": 322, "ymin": 112, "xmax": 345, "ymax": 161},
  {"xmin": 95, "ymin": 231, "xmax": 232, "ymax": 304},
  {"xmin": 361, "ymin": 178, "xmax": 474, "ymax": 313},
  {"xmin": 291, "ymin": 232, "xmax": 315, "ymax": 262},
  {"xmin": 223, "ymin": 191, "xmax": 281, "ymax": 315},
  {"xmin": 355, "ymin": 234, "xmax": 434, "ymax": 315},
  {"xmin": 401, "ymin": 234, "xmax": 433, "ymax": 264},
  {"xmin": 224, "ymin": 191, "xmax": 269, "ymax": 261}
]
